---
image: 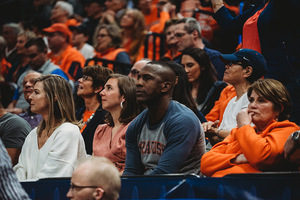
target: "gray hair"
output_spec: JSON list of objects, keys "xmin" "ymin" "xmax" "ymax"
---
[
  {"xmin": 3, "ymin": 23, "xmax": 23, "ymax": 36},
  {"xmin": 55, "ymin": 1, "xmax": 74, "ymax": 17},
  {"xmin": 177, "ymin": 17, "xmax": 202, "ymax": 38}
]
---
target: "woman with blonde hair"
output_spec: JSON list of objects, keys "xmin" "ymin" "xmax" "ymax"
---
[
  {"xmin": 120, "ymin": 8, "xmax": 147, "ymax": 63},
  {"xmin": 13, "ymin": 75, "xmax": 86, "ymax": 181},
  {"xmin": 93, "ymin": 74, "xmax": 140, "ymax": 174}
]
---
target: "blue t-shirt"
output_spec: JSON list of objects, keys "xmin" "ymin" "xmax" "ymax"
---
[{"xmin": 123, "ymin": 100, "xmax": 206, "ymax": 175}]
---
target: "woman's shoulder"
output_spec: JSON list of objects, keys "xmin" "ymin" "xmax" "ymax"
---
[{"xmin": 53, "ymin": 123, "xmax": 81, "ymax": 136}]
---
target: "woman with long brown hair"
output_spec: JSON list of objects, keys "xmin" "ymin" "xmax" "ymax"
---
[{"xmin": 14, "ymin": 75, "xmax": 86, "ymax": 181}]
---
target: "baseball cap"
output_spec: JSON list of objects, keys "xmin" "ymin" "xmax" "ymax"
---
[
  {"xmin": 43, "ymin": 23, "xmax": 72, "ymax": 38},
  {"xmin": 220, "ymin": 48, "xmax": 268, "ymax": 80},
  {"xmin": 69, "ymin": 23, "xmax": 91, "ymax": 36}
]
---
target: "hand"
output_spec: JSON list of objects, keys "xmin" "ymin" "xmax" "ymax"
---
[
  {"xmin": 100, "ymin": 10, "xmax": 116, "ymax": 24},
  {"xmin": 205, "ymin": 126, "xmax": 219, "ymax": 138},
  {"xmin": 236, "ymin": 108, "xmax": 253, "ymax": 129},
  {"xmin": 162, "ymin": 2, "xmax": 176, "ymax": 13},
  {"xmin": 202, "ymin": 120, "xmax": 219, "ymax": 132},
  {"xmin": 231, "ymin": 154, "xmax": 249, "ymax": 164},
  {"xmin": 284, "ymin": 133, "xmax": 300, "ymax": 161}
]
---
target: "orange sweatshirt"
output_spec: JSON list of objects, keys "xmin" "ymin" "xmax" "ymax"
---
[
  {"xmin": 205, "ymin": 85, "xmax": 236, "ymax": 125},
  {"xmin": 201, "ymin": 120, "xmax": 300, "ymax": 177}
]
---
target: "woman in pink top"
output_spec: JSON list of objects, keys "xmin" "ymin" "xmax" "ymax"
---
[{"xmin": 93, "ymin": 74, "xmax": 140, "ymax": 174}]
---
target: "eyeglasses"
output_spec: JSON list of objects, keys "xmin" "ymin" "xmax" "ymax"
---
[
  {"xmin": 129, "ymin": 69, "xmax": 140, "ymax": 75},
  {"xmin": 69, "ymin": 183, "xmax": 99, "ymax": 192},
  {"xmin": 228, "ymin": 61, "xmax": 243, "ymax": 67},
  {"xmin": 26, "ymin": 53, "xmax": 38, "ymax": 59},
  {"xmin": 82, "ymin": 75, "xmax": 93, "ymax": 81},
  {"xmin": 174, "ymin": 32, "xmax": 188, "ymax": 38},
  {"xmin": 97, "ymin": 34, "xmax": 110, "ymax": 38}
]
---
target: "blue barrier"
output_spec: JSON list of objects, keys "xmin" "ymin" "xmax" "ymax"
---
[{"xmin": 21, "ymin": 172, "xmax": 300, "ymax": 200}]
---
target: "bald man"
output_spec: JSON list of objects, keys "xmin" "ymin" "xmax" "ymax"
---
[
  {"xmin": 67, "ymin": 156, "xmax": 121, "ymax": 200},
  {"xmin": 128, "ymin": 59, "xmax": 151, "ymax": 80},
  {"xmin": 123, "ymin": 60, "xmax": 206, "ymax": 175}
]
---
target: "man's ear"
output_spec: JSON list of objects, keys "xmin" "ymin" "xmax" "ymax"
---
[
  {"xmin": 243, "ymin": 66, "xmax": 253, "ymax": 78},
  {"xmin": 192, "ymin": 29, "xmax": 198, "ymax": 40},
  {"xmin": 161, "ymin": 81, "xmax": 171, "ymax": 93},
  {"xmin": 94, "ymin": 187, "xmax": 104, "ymax": 200}
]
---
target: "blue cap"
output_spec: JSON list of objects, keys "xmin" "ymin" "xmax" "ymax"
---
[{"xmin": 220, "ymin": 48, "xmax": 268, "ymax": 80}]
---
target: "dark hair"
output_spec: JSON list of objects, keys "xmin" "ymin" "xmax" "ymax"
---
[
  {"xmin": 164, "ymin": 18, "xmax": 178, "ymax": 34},
  {"xmin": 247, "ymin": 79, "xmax": 291, "ymax": 122},
  {"xmin": 83, "ymin": 65, "xmax": 113, "ymax": 102},
  {"xmin": 25, "ymin": 37, "xmax": 47, "ymax": 52},
  {"xmin": 167, "ymin": 62, "xmax": 198, "ymax": 114},
  {"xmin": 104, "ymin": 74, "xmax": 139, "ymax": 126},
  {"xmin": 181, "ymin": 47, "xmax": 218, "ymax": 105}
]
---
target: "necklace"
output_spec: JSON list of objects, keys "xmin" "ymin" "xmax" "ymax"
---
[{"xmin": 82, "ymin": 112, "xmax": 95, "ymax": 125}]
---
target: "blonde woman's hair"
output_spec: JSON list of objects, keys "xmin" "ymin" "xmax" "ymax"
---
[
  {"xmin": 121, "ymin": 9, "xmax": 147, "ymax": 63},
  {"xmin": 34, "ymin": 75, "xmax": 81, "ymax": 136},
  {"xmin": 18, "ymin": 30, "xmax": 36, "ymax": 41}
]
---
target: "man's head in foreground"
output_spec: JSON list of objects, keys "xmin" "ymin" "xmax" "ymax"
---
[{"xmin": 67, "ymin": 156, "xmax": 121, "ymax": 200}]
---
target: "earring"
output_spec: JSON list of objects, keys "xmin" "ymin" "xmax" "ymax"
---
[
  {"xmin": 95, "ymin": 91, "xmax": 98, "ymax": 93},
  {"xmin": 120, "ymin": 101, "xmax": 123, "ymax": 108}
]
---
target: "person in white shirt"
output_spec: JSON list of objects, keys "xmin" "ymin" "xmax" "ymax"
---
[
  {"xmin": 13, "ymin": 75, "xmax": 86, "ymax": 181},
  {"xmin": 70, "ymin": 23, "xmax": 95, "ymax": 60},
  {"xmin": 203, "ymin": 48, "xmax": 268, "ymax": 147}
]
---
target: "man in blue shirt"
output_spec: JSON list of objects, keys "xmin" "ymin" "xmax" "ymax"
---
[{"xmin": 123, "ymin": 61, "xmax": 206, "ymax": 175}]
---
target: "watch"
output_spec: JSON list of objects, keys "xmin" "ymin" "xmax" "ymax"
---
[{"xmin": 292, "ymin": 130, "xmax": 300, "ymax": 142}]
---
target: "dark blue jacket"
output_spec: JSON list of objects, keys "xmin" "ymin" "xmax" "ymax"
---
[
  {"xmin": 75, "ymin": 105, "xmax": 108, "ymax": 155},
  {"xmin": 214, "ymin": 0, "xmax": 300, "ymax": 80}
]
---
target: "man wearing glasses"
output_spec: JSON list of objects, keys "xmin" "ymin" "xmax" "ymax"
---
[
  {"xmin": 128, "ymin": 58, "xmax": 151, "ymax": 80},
  {"xmin": 10, "ymin": 37, "xmax": 69, "ymax": 113},
  {"xmin": 67, "ymin": 156, "xmax": 121, "ymax": 200},
  {"xmin": 174, "ymin": 17, "xmax": 225, "ymax": 80}
]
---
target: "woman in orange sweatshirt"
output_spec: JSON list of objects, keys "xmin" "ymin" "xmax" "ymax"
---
[{"xmin": 201, "ymin": 79, "xmax": 300, "ymax": 177}]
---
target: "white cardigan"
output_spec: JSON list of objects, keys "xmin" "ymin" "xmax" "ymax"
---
[{"xmin": 13, "ymin": 122, "xmax": 86, "ymax": 181}]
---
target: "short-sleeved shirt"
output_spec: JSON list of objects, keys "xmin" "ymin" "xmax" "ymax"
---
[{"xmin": 0, "ymin": 112, "xmax": 31, "ymax": 149}]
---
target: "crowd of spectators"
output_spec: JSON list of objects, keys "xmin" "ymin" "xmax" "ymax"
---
[{"xmin": 0, "ymin": 0, "xmax": 300, "ymax": 199}]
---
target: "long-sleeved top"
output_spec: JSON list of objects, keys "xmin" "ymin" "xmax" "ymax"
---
[
  {"xmin": 123, "ymin": 100, "xmax": 206, "ymax": 175},
  {"xmin": 213, "ymin": 0, "xmax": 300, "ymax": 80},
  {"xmin": 76, "ymin": 105, "xmax": 108, "ymax": 155},
  {"xmin": 13, "ymin": 122, "xmax": 86, "ymax": 181},
  {"xmin": 201, "ymin": 120, "xmax": 299, "ymax": 177},
  {"xmin": 0, "ymin": 138, "xmax": 31, "ymax": 200}
]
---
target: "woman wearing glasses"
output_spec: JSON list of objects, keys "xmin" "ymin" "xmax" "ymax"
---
[
  {"xmin": 75, "ymin": 65, "xmax": 113, "ymax": 155},
  {"xmin": 93, "ymin": 74, "xmax": 140, "ymax": 174},
  {"xmin": 13, "ymin": 75, "xmax": 86, "ymax": 181},
  {"xmin": 203, "ymin": 48, "xmax": 267, "ymax": 147},
  {"xmin": 86, "ymin": 24, "xmax": 131, "ymax": 75}
]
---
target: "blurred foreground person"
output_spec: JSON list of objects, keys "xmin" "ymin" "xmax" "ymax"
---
[{"xmin": 67, "ymin": 156, "xmax": 121, "ymax": 200}]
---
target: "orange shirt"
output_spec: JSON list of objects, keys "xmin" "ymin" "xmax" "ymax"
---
[
  {"xmin": 80, "ymin": 110, "xmax": 95, "ymax": 133},
  {"xmin": 242, "ymin": 2, "xmax": 269, "ymax": 53},
  {"xmin": 87, "ymin": 48, "xmax": 128, "ymax": 71},
  {"xmin": 163, "ymin": 50, "xmax": 182, "ymax": 61},
  {"xmin": 201, "ymin": 120, "xmax": 299, "ymax": 177},
  {"xmin": 0, "ymin": 58, "xmax": 11, "ymax": 80},
  {"xmin": 205, "ymin": 85, "xmax": 236, "ymax": 125},
  {"xmin": 48, "ymin": 45, "xmax": 85, "ymax": 81},
  {"xmin": 136, "ymin": 11, "xmax": 170, "ymax": 61}
]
